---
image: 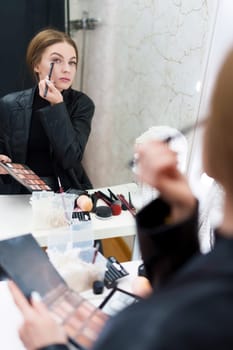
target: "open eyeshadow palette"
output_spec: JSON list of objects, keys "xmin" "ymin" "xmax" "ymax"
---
[
  {"xmin": 0, "ymin": 162, "xmax": 52, "ymax": 192},
  {"xmin": 0, "ymin": 234, "xmax": 140, "ymax": 349},
  {"xmin": 104, "ymin": 256, "xmax": 129, "ymax": 288}
]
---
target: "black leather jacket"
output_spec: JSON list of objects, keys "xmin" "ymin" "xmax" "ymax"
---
[{"xmin": 0, "ymin": 86, "xmax": 95, "ymax": 193}]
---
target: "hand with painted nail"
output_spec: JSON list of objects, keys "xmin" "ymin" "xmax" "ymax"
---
[
  {"xmin": 135, "ymin": 140, "xmax": 196, "ymax": 222},
  {"xmin": 8, "ymin": 280, "xmax": 68, "ymax": 350},
  {"xmin": 0, "ymin": 154, "xmax": 12, "ymax": 174}
]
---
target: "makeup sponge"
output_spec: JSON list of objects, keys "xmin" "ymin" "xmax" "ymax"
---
[{"xmin": 76, "ymin": 195, "xmax": 93, "ymax": 212}]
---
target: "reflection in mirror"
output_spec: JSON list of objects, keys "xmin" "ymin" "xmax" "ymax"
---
[{"xmin": 68, "ymin": 0, "xmax": 219, "ymax": 188}]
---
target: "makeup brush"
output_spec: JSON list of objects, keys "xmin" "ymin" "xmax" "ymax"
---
[
  {"xmin": 129, "ymin": 118, "xmax": 207, "ymax": 169},
  {"xmin": 57, "ymin": 176, "xmax": 64, "ymax": 193},
  {"xmin": 117, "ymin": 194, "xmax": 136, "ymax": 217},
  {"xmin": 91, "ymin": 193, "xmax": 99, "ymax": 213},
  {"xmin": 44, "ymin": 62, "xmax": 54, "ymax": 98},
  {"xmin": 107, "ymin": 188, "xmax": 118, "ymax": 201},
  {"xmin": 128, "ymin": 192, "xmax": 135, "ymax": 211},
  {"xmin": 98, "ymin": 190, "xmax": 114, "ymax": 203},
  {"xmin": 57, "ymin": 176, "xmax": 72, "ymax": 224},
  {"xmin": 92, "ymin": 242, "xmax": 100, "ymax": 264}
]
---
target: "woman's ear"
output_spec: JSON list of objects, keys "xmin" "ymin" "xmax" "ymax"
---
[
  {"xmin": 34, "ymin": 65, "xmax": 40, "ymax": 73},
  {"xmin": 33, "ymin": 65, "xmax": 40, "ymax": 82}
]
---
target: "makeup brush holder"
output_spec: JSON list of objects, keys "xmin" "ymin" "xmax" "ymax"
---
[
  {"xmin": 47, "ymin": 248, "xmax": 106, "ymax": 292},
  {"xmin": 70, "ymin": 220, "xmax": 94, "ymax": 249},
  {"xmin": 31, "ymin": 192, "xmax": 76, "ymax": 230}
]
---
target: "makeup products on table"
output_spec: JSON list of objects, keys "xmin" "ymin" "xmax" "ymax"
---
[
  {"xmin": 91, "ymin": 190, "xmax": 136, "ymax": 218},
  {"xmin": 93, "ymin": 280, "xmax": 104, "ymax": 295},
  {"xmin": 0, "ymin": 162, "xmax": 52, "ymax": 192},
  {"xmin": 0, "ymin": 234, "xmax": 109, "ymax": 350},
  {"xmin": 94, "ymin": 191, "xmax": 122, "ymax": 216},
  {"xmin": 76, "ymin": 195, "xmax": 93, "ymax": 212},
  {"xmin": 44, "ymin": 62, "xmax": 54, "ymax": 97},
  {"xmin": 128, "ymin": 192, "xmax": 135, "ymax": 211},
  {"xmin": 117, "ymin": 194, "xmax": 136, "ymax": 217},
  {"xmin": 95, "ymin": 206, "xmax": 112, "ymax": 220},
  {"xmin": 92, "ymin": 242, "xmax": 100, "ymax": 264},
  {"xmin": 71, "ymin": 210, "xmax": 92, "ymax": 249},
  {"xmin": 72, "ymin": 211, "xmax": 91, "ymax": 222},
  {"xmin": 56, "ymin": 177, "xmax": 75, "ymax": 225},
  {"xmin": 104, "ymin": 256, "xmax": 129, "ymax": 289},
  {"xmin": 108, "ymin": 188, "xmax": 127, "ymax": 210},
  {"xmin": 92, "ymin": 243, "xmax": 104, "ymax": 295}
]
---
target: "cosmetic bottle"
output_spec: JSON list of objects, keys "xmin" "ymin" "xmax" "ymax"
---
[{"xmin": 71, "ymin": 217, "xmax": 94, "ymax": 248}]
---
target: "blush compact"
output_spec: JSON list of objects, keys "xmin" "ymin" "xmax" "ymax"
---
[{"xmin": 0, "ymin": 162, "xmax": 52, "ymax": 192}]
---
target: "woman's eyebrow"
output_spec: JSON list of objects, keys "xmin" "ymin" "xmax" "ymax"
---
[
  {"xmin": 50, "ymin": 52, "xmax": 77, "ymax": 60},
  {"xmin": 50, "ymin": 52, "xmax": 63, "ymax": 57}
]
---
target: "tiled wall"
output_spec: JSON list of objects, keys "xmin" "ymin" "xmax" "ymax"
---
[{"xmin": 69, "ymin": 0, "xmax": 218, "ymax": 188}]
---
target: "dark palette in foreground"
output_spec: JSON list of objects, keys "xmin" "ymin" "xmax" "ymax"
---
[{"xmin": 0, "ymin": 234, "xmax": 109, "ymax": 349}]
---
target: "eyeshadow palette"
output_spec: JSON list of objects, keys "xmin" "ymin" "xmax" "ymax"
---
[
  {"xmin": 0, "ymin": 162, "xmax": 52, "ymax": 192},
  {"xmin": 104, "ymin": 256, "xmax": 129, "ymax": 288},
  {"xmin": 0, "ymin": 234, "xmax": 109, "ymax": 350},
  {"xmin": 44, "ymin": 285, "xmax": 109, "ymax": 349}
]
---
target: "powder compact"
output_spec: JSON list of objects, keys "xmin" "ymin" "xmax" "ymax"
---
[{"xmin": 0, "ymin": 162, "xmax": 52, "ymax": 192}]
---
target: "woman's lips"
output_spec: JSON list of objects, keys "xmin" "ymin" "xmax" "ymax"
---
[{"xmin": 59, "ymin": 77, "xmax": 71, "ymax": 82}]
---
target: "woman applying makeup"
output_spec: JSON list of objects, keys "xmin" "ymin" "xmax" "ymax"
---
[
  {"xmin": 8, "ymin": 45, "xmax": 233, "ymax": 349},
  {"xmin": 0, "ymin": 28, "xmax": 94, "ymax": 194}
]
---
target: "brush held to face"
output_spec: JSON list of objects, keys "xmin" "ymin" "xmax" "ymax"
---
[{"xmin": 135, "ymin": 140, "xmax": 196, "ymax": 223}]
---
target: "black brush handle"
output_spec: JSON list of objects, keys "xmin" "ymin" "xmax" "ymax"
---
[
  {"xmin": 107, "ymin": 188, "xmax": 128, "ymax": 210},
  {"xmin": 44, "ymin": 62, "xmax": 54, "ymax": 97},
  {"xmin": 97, "ymin": 190, "xmax": 114, "ymax": 203},
  {"xmin": 107, "ymin": 188, "xmax": 118, "ymax": 201}
]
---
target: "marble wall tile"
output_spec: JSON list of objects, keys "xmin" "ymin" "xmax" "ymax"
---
[{"xmin": 69, "ymin": 0, "xmax": 218, "ymax": 188}]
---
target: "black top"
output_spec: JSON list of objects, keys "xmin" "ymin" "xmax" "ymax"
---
[
  {"xmin": 26, "ymin": 90, "xmax": 53, "ymax": 176},
  {"xmin": 91, "ymin": 199, "xmax": 233, "ymax": 350}
]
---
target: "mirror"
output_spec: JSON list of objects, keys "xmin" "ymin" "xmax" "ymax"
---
[{"xmin": 68, "ymin": 1, "xmax": 219, "ymax": 188}]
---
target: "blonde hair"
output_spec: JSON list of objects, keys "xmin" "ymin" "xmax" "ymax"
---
[
  {"xmin": 26, "ymin": 28, "xmax": 78, "ymax": 81},
  {"xmin": 205, "ymin": 48, "xmax": 233, "ymax": 189}
]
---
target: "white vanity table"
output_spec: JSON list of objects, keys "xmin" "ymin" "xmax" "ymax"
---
[{"xmin": 0, "ymin": 183, "xmax": 140, "ymax": 257}]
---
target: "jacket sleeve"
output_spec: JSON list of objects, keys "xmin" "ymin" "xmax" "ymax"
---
[
  {"xmin": 38, "ymin": 92, "xmax": 94, "ymax": 169},
  {"xmin": 0, "ymin": 97, "xmax": 11, "ymax": 157},
  {"xmin": 136, "ymin": 197, "xmax": 200, "ymax": 287}
]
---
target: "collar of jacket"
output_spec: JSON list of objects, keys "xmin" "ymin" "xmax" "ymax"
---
[{"xmin": 14, "ymin": 85, "xmax": 36, "ymax": 108}]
